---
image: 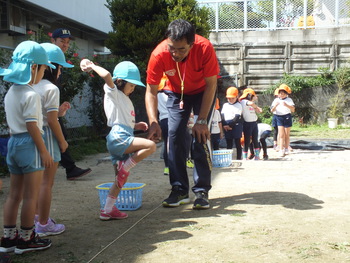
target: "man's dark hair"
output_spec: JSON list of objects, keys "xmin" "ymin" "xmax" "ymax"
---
[{"xmin": 165, "ymin": 19, "xmax": 195, "ymax": 45}]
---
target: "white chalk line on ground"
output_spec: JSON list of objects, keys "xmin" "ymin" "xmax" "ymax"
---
[{"xmin": 86, "ymin": 203, "xmax": 162, "ymax": 263}]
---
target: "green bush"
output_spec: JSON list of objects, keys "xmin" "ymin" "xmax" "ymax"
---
[
  {"xmin": 263, "ymin": 67, "xmax": 350, "ymax": 124},
  {"xmin": 258, "ymin": 106, "xmax": 273, "ymax": 125}
]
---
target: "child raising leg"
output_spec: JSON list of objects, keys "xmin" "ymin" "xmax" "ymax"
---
[{"xmin": 81, "ymin": 59, "xmax": 156, "ymax": 220}]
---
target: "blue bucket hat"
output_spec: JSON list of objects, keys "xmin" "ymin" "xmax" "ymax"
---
[
  {"xmin": 40, "ymin": 43, "xmax": 74, "ymax": 68},
  {"xmin": 0, "ymin": 67, "xmax": 12, "ymax": 76},
  {"xmin": 4, "ymin": 40, "xmax": 56, "ymax": 85},
  {"xmin": 112, "ymin": 61, "xmax": 145, "ymax": 87}
]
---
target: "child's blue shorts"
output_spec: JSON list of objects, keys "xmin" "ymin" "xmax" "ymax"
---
[
  {"xmin": 106, "ymin": 124, "xmax": 134, "ymax": 165},
  {"xmin": 43, "ymin": 126, "xmax": 61, "ymax": 163},
  {"xmin": 276, "ymin": 113, "xmax": 293, "ymax": 128},
  {"xmin": 6, "ymin": 133, "xmax": 44, "ymax": 174}
]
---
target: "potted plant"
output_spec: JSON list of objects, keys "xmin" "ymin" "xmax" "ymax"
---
[{"xmin": 327, "ymin": 67, "xmax": 350, "ymax": 128}]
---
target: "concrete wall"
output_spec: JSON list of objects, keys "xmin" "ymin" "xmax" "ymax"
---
[{"xmin": 211, "ymin": 27, "xmax": 350, "ymax": 92}]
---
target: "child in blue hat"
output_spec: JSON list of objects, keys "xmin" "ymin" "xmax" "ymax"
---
[
  {"xmin": 0, "ymin": 40, "xmax": 54, "ymax": 254},
  {"xmin": 81, "ymin": 59, "xmax": 156, "ymax": 220},
  {"xmin": 33, "ymin": 43, "xmax": 74, "ymax": 237}
]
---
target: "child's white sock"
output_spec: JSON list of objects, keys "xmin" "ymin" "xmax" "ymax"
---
[
  {"xmin": 123, "ymin": 157, "xmax": 137, "ymax": 172},
  {"xmin": 104, "ymin": 195, "xmax": 117, "ymax": 213},
  {"xmin": 19, "ymin": 226, "xmax": 33, "ymax": 241},
  {"xmin": 3, "ymin": 226, "xmax": 16, "ymax": 239}
]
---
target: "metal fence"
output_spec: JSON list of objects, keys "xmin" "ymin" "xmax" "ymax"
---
[{"xmin": 198, "ymin": 0, "xmax": 350, "ymax": 32}]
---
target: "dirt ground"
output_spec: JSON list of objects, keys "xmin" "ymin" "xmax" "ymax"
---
[{"xmin": 1, "ymin": 143, "xmax": 350, "ymax": 263}]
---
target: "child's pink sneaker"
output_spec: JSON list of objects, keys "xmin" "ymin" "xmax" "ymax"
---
[
  {"xmin": 116, "ymin": 161, "xmax": 130, "ymax": 188},
  {"xmin": 100, "ymin": 206, "xmax": 128, "ymax": 220}
]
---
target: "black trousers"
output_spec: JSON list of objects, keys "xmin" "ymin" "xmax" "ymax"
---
[
  {"xmin": 58, "ymin": 117, "xmax": 76, "ymax": 172},
  {"xmin": 166, "ymin": 91, "xmax": 215, "ymax": 194}
]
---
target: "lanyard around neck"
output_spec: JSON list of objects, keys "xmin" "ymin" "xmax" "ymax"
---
[{"xmin": 176, "ymin": 61, "xmax": 187, "ymax": 109}]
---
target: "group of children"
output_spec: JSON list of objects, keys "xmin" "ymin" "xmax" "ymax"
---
[
  {"xmin": 212, "ymin": 84, "xmax": 295, "ymax": 160},
  {"xmin": 0, "ymin": 38, "xmax": 295, "ymax": 256},
  {"xmin": 0, "ymin": 40, "xmax": 155, "ymax": 255}
]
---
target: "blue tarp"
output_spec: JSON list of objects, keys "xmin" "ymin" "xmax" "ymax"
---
[
  {"xmin": 290, "ymin": 139, "xmax": 350, "ymax": 151},
  {"xmin": 220, "ymin": 137, "xmax": 350, "ymax": 151}
]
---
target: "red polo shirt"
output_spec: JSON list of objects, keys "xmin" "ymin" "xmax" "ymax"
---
[{"xmin": 147, "ymin": 34, "xmax": 219, "ymax": 95}]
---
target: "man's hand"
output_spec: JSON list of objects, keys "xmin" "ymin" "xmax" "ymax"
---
[
  {"xmin": 147, "ymin": 122, "xmax": 162, "ymax": 143},
  {"xmin": 192, "ymin": 123, "xmax": 210, "ymax": 144},
  {"xmin": 135, "ymin": 122, "xmax": 149, "ymax": 132},
  {"xmin": 58, "ymin": 102, "xmax": 71, "ymax": 117}
]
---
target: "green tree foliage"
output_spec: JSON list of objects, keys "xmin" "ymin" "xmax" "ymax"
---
[
  {"xmin": 167, "ymin": 0, "xmax": 210, "ymax": 38},
  {"xmin": 105, "ymin": 0, "xmax": 169, "ymax": 63},
  {"xmin": 105, "ymin": 0, "xmax": 211, "ymax": 63},
  {"xmin": 209, "ymin": 2, "xmax": 264, "ymax": 30},
  {"xmin": 328, "ymin": 67, "xmax": 350, "ymax": 118},
  {"xmin": 59, "ymin": 42, "xmax": 89, "ymax": 103},
  {"xmin": 105, "ymin": 0, "xmax": 211, "ymax": 121}
]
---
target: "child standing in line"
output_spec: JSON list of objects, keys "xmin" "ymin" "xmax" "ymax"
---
[
  {"xmin": 249, "ymin": 123, "xmax": 272, "ymax": 160},
  {"xmin": 157, "ymin": 75, "xmax": 169, "ymax": 175},
  {"xmin": 0, "ymin": 41, "xmax": 54, "ymax": 254},
  {"xmin": 33, "ymin": 43, "xmax": 73, "ymax": 237},
  {"xmin": 221, "ymin": 87, "xmax": 243, "ymax": 159},
  {"xmin": 81, "ymin": 59, "xmax": 156, "ymax": 220},
  {"xmin": 270, "ymin": 84, "xmax": 295, "ymax": 157},
  {"xmin": 271, "ymin": 88, "xmax": 279, "ymax": 150},
  {"xmin": 239, "ymin": 88, "xmax": 262, "ymax": 160},
  {"xmin": 210, "ymin": 98, "xmax": 223, "ymax": 151}
]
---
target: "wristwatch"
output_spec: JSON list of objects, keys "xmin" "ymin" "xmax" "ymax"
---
[{"xmin": 196, "ymin": 119, "xmax": 208, "ymax": 125}]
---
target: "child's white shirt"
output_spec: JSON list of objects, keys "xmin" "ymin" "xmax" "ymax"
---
[
  {"xmin": 271, "ymin": 97, "xmax": 295, "ymax": 115},
  {"xmin": 103, "ymin": 83, "xmax": 135, "ymax": 128},
  {"xmin": 211, "ymin": 109, "xmax": 221, "ymax": 134},
  {"xmin": 33, "ymin": 79, "xmax": 59, "ymax": 126},
  {"xmin": 258, "ymin": 123, "xmax": 272, "ymax": 140},
  {"xmin": 157, "ymin": 92, "xmax": 168, "ymax": 121},
  {"xmin": 4, "ymin": 84, "xmax": 43, "ymax": 134},
  {"xmin": 240, "ymin": 99, "xmax": 258, "ymax": 122},
  {"xmin": 221, "ymin": 102, "xmax": 242, "ymax": 121}
]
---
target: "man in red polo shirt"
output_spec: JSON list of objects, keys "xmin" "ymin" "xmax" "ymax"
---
[{"xmin": 146, "ymin": 19, "xmax": 219, "ymax": 209}]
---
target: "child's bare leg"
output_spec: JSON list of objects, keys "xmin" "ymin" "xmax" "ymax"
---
[
  {"xmin": 124, "ymin": 137, "xmax": 156, "ymax": 162},
  {"xmin": 104, "ymin": 171, "xmax": 121, "ymax": 212},
  {"xmin": 284, "ymin": 127, "xmax": 291, "ymax": 151},
  {"xmin": 21, "ymin": 171, "xmax": 43, "ymax": 228},
  {"xmin": 115, "ymin": 138, "xmax": 156, "ymax": 189},
  {"xmin": 278, "ymin": 126, "xmax": 285, "ymax": 150},
  {"xmin": 3, "ymin": 174, "xmax": 24, "ymax": 226},
  {"xmin": 37, "ymin": 163, "xmax": 58, "ymax": 224}
]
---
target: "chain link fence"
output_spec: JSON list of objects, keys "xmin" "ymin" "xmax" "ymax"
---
[{"xmin": 198, "ymin": 0, "xmax": 350, "ymax": 32}]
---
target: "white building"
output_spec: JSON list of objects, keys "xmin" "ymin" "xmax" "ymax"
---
[
  {"xmin": 0, "ymin": 0, "xmax": 112, "ymax": 56},
  {"xmin": 0, "ymin": 0, "xmax": 113, "ymax": 134}
]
